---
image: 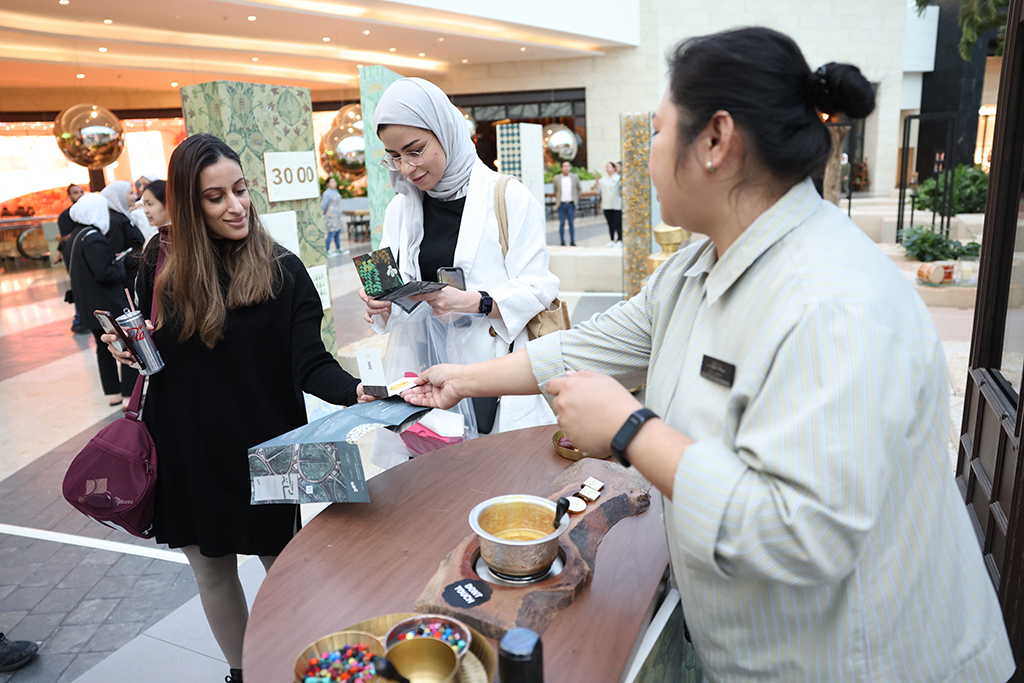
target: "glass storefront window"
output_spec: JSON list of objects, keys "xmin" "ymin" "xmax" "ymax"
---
[{"xmin": 999, "ymin": 181, "xmax": 1024, "ymax": 398}]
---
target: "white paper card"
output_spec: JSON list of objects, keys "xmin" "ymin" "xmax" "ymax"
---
[
  {"xmin": 253, "ymin": 473, "xmax": 298, "ymax": 502},
  {"xmin": 356, "ymin": 348, "xmax": 388, "ymax": 387},
  {"xmin": 307, "ymin": 264, "xmax": 331, "ymax": 311},
  {"xmin": 420, "ymin": 409, "xmax": 465, "ymax": 438},
  {"xmin": 261, "ymin": 211, "xmax": 300, "ymax": 256},
  {"xmin": 263, "ymin": 151, "xmax": 319, "ymax": 202}
]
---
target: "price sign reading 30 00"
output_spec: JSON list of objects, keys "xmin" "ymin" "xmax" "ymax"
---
[{"xmin": 263, "ymin": 151, "xmax": 320, "ymax": 203}]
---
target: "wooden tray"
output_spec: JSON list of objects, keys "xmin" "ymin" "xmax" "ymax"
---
[
  {"xmin": 339, "ymin": 613, "xmax": 495, "ymax": 683},
  {"xmin": 415, "ymin": 459, "xmax": 652, "ymax": 639}
]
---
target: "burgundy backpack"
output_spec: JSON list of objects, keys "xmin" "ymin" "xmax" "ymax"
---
[
  {"xmin": 63, "ymin": 237, "xmax": 164, "ymax": 538},
  {"xmin": 62, "ymin": 376, "xmax": 157, "ymax": 538}
]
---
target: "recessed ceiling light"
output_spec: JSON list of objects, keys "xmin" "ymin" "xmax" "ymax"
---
[
  {"xmin": 247, "ymin": 15, "xmax": 256, "ymax": 21},
  {"xmin": 461, "ymin": 59, "xmax": 468, "ymax": 64},
  {"xmin": 103, "ymin": 19, "xmax": 112, "ymax": 24},
  {"xmin": 388, "ymin": 47, "xmax": 396, "ymax": 52},
  {"xmin": 323, "ymin": 37, "xmax": 331, "ymax": 42},
  {"xmin": 438, "ymin": 37, "xmax": 444, "ymax": 42},
  {"xmin": 98, "ymin": 47, "xmax": 107, "ymax": 52},
  {"xmin": 58, "ymin": 0, "xmax": 69, "ymax": 4},
  {"xmin": 520, "ymin": 47, "xmax": 526, "ymax": 52},
  {"xmin": 171, "ymin": 82, "xmax": 178, "ymax": 87},
  {"xmin": 418, "ymin": 52, "xmax": 425, "ymax": 57},
  {"xmin": 357, "ymin": 64, "xmax": 363, "ymax": 68},
  {"xmin": 76, "ymin": 73, "xmax": 84, "ymax": 78},
  {"xmin": 252, "ymin": 57, "xmax": 259, "ymax": 61},
  {"xmin": 362, "ymin": 30, "xmax": 370, "ymax": 35}
]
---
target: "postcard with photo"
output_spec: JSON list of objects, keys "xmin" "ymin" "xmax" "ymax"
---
[{"xmin": 353, "ymin": 247, "xmax": 447, "ymax": 313}]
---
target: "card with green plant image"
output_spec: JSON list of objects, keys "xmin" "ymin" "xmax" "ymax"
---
[{"xmin": 353, "ymin": 247, "xmax": 447, "ymax": 313}]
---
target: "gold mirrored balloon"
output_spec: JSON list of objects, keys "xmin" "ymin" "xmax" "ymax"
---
[
  {"xmin": 319, "ymin": 127, "xmax": 366, "ymax": 178},
  {"xmin": 458, "ymin": 106, "xmax": 477, "ymax": 137},
  {"xmin": 332, "ymin": 104, "xmax": 364, "ymax": 132},
  {"xmin": 54, "ymin": 104, "xmax": 124, "ymax": 169},
  {"xmin": 544, "ymin": 123, "xmax": 577, "ymax": 162}
]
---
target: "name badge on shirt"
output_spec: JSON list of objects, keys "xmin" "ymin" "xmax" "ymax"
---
[{"xmin": 700, "ymin": 355, "xmax": 735, "ymax": 388}]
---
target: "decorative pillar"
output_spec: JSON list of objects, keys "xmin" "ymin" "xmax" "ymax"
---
[
  {"xmin": 621, "ymin": 112, "xmax": 653, "ymax": 299},
  {"xmin": 180, "ymin": 80, "xmax": 335, "ymax": 356},
  {"xmin": 358, "ymin": 65, "xmax": 404, "ymax": 250},
  {"xmin": 496, "ymin": 122, "xmax": 545, "ymax": 205}
]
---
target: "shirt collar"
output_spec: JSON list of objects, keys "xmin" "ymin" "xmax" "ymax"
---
[{"xmin": 696, "ymin": 178, "xmax": 821, "ymax": 306}]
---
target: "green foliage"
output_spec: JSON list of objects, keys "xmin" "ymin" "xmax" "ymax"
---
[
  {"xmin": 913, "ymin": 164, "xmax": 989, "ymax": 217},
  {"xmin": 543, "ymin": 165, "xmax": 598, "ymax": 183},
  {"xmin": 914, "ymin": 0, "xmax": 1008, "ymax": 60},
  {"xmin": 902, "ymin": 225, "xmax": 982, "ymax": 262},
  {"xmin": 318, "ymin": 173, "xmax": 367, "ymax": 198}
]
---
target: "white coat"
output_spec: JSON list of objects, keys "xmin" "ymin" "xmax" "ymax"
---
[{"xmin": 374, "ymin": 159, "xmax": 559, "ymax": 432}]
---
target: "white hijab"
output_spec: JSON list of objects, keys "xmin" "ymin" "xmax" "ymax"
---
[
  {"xmin": 69, "ymin": 193, "xmax": 110, "ymax": 235},
  {"xmin": 373, "ymin": 77, "xmax": 476, "ymax": 202},
  {"xmin": 373, "ymin": 78, "xmax": 478, "ymax": 277},
  {"xmin": 101, "ymin": 180, "xmax": 133, "ymax": 217}
]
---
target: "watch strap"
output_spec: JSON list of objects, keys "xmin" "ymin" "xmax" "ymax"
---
[
  {"xmin": 610, "ymin": 408, "xmax": 658, "ymax": 467},
  {"xmin": 478, "ymin": 291, "xmax": 493, "ymax": 314}
]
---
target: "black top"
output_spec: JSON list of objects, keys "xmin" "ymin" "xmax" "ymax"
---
[
  {"xmin": 136, "ymin": 238, "xmax": 361, "ymax": 556},
  {"xmin": 67, "ymin": 226, "xmax": 129, "ymax": 331},
  {"xmin": 418, "ymin": 194, "xmax": 465, "ymax": 281},
  {"xmin": 107, "ymin": 210, "xmax": 145, "ymax": 294},
  {"xmin": 58, "ymin": 207, "xmax": 84, "ymax": 264}
]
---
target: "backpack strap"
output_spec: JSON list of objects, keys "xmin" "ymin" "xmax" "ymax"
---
[{"xmin": 494, "ymin": 174, "xmax": 512, "ymax": 259}]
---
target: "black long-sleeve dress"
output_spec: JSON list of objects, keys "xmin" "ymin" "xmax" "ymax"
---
[{"xmin": 136, "ymin": 239, "xmax": 360, "ymax": 557}]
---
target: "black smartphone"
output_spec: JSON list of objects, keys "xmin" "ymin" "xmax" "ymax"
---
[
  {"xmin": 436, "ymin": 267, "xmax": 466, "ymax": 290},
  {"xmin": 94, "ymin": 310, "xmax": 146, "ymax": 370}
]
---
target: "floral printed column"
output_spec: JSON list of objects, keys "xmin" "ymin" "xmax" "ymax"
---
[
  {"xmin": 358, "ymin": 65, "xmax": 404, "ymax": 250},
  {"xmin": 180, "ymin": 80, "xmax": 335, "ymax": 356},
  {"xmin": 621, "ymin": 112, "xmax": 653, "ymax": 299}
]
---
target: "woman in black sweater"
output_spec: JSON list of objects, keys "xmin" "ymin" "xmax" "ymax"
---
[{"xmin": 104, "ymin": 134, "xmax": 368, "ymax": 683}]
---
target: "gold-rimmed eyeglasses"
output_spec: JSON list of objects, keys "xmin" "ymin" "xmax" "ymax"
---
[{"xmin": 380, "ymin": 133, "xmax": 434, "ymax": 172}]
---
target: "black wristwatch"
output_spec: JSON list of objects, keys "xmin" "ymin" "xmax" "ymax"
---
[
  {"xmin": 610, "ymin": 408, "xmax": 658, "ymax": 467},
  {"xmin": 478, "ymin": 291, "xmax": 493, "ymax": 315}
]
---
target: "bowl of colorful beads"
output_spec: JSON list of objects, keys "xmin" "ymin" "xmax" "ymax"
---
[
  {"xmin": 383, "ymin": 614, "xmax": 472, "ymax": 661},
  {"xmin": 293, "ymin": 631, "xmax": 384, "ymax": 683}
]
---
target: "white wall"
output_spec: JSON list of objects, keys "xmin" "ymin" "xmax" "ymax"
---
[
  {"xmin": 393, "ymin": 0, "xmax": 641, "ymax": 46},
  {"xmin": 904, "ymin": 1, "xmax": 939, "ymax": 72},
  {"xmin": 435, "ymin": 0, "xmax": 908, "ymax": 194}
]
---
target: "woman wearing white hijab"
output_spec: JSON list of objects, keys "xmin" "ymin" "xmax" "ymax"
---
[
  {"xmin": 100, "ymin": 180, "xmax": 146, "ymax": 294},
  {"xmin": 360, "ymin": 77, "xmax": 558, "ymax": 434},
  {"xmin": 68, "ymin": 193, "xmax": 139, "ymax": 407}
]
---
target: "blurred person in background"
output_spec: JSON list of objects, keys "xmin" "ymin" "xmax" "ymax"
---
[
  {"xmin": 321, "ymin": 175, "xmax": 345, "ymax": 255},
  {"xmin": 68, "ymin": 193, "xmax": 139, "ymax": 408}
]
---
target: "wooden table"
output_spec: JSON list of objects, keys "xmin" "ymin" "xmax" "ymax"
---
[
  {"xmin": 343, "ymin": 209, "xmax": 370, "ymax": 242},
  {"xmin": 243, "ymin": 425, "xmax": 669, "ymax": 683}
]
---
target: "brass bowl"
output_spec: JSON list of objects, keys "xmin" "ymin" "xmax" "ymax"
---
[
  {"xmin": 383, "ymin": 614, "xmax": 472, "ymax": 660},
  {"xmin": 382, "ymin": 636, "xmax": 459, "ymax": 683},
  {"xmin": 293, "ymin": 630, "xmax": 384, "ymax": 683},
  {"xmin": 469, "ymin": 495, "xmax": 568, "ymax": 577},
  {"xmin": 552, "ymin": 430, "xmax": 610, "ymax": 461}
]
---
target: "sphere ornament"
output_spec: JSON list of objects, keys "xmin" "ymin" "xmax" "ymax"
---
[
  {"xmin": 457, "ymin": 106, "xmax": 477, "ymax": 137},
  {"xmin": 544, "ymin": 123, "xmax": 577, "ymax": 162},
  {"xmin": 332, "ymin": 103, "xmax": 364, "ymax": 132},
  {"xmin": 54, "ymin": 104, "xmax": 124, "ymax": 169},
  {"xmin": 319, "ymin": 127, "xmax": 366, "ymax": 178}
]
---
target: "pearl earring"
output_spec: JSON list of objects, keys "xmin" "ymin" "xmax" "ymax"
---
[{"xmin": 706, "ymin": 160, "xmax": 716, "ymax": 172}]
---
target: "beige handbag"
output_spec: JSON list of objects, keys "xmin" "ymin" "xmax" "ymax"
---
[{"xmin": 494, "ymin": 175, "xmax": 571, "ymax": 340}]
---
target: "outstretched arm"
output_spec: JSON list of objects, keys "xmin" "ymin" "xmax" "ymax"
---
[{"xmin": 401, "ymin": 348, "xmax": 541, "ymax": 409}]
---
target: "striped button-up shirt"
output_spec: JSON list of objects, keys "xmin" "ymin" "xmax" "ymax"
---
[{"xmin": 528, "ymin": 179, "xmax": 1014, "ymax": 682}]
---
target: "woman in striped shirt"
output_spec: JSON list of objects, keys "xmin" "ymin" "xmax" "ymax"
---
[{"xmin": 404, "ymin": 26, "xmax": 1015, "ymax": 683}]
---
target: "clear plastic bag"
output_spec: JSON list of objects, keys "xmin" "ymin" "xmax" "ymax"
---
[{"xmin": 382, "ymin": 304, "xmax": 486, "ymax": 442}]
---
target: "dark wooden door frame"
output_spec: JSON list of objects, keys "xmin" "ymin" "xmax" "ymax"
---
[{"xmin": 962, "ymin": 0, "xmax": 1024, "ymax": 672}]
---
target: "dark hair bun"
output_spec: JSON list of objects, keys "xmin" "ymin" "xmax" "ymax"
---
[{"xmin": 808, "ymin": 62, "xmax": 875, "ymax": 119}]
